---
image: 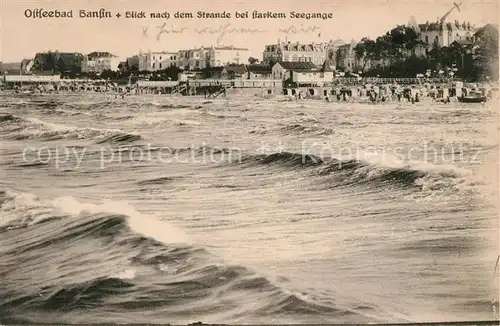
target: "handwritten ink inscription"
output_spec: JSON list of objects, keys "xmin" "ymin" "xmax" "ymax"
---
[
  {"xmin": 149, "ymin": 23, "xmax": 322, "ymax": 43},
  {"xmin": 155, "ymin": 23, "xmax": 189, "ymax": 41}
]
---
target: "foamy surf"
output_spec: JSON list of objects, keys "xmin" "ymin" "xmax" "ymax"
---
[{"xmin": 0, "ymin": 93, "xmax": 497, "ymax": 324}]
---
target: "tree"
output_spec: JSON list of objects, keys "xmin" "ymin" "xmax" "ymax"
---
[
  {"xmin": 100, "ymin": 69, "xmax": 118, "ymax": 79},
  {"xmin": 354, "ymin": 37, "xmax": 379, "ymax": 72},
  {"xmin": 473, "ymin": 24, "xmax": 499, "ymax": 80},
  {"xmin": 266, "ymin": 57, "xmax": 278, "ymax": 67},
  {"xmin": 162, "ymin": 66, "xmax": 182, "ymax": 81},
  {"xmin": 388, "ymin": 25, "xmax": 421, "ymax": 56},
  {"xmin": 57, "ymin": 57, "xmax": 66, "ymax": 74},
  {"xmin": 248, "ymin": 57, "xmax": 259, "ymax": 65}
]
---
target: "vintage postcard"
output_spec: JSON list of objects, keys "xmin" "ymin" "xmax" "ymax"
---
[{"xmin": 0, "ymin": 0, "xmax": 499, "ymax": 324}]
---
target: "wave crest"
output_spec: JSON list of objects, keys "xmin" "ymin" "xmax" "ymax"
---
[
  {"xmin": 239, "ymin": 151, "xmax": 472, "ymax": 191},
  {"xmin": 0, "ymin": 114, "xmax": 141, "ymax": 143}
]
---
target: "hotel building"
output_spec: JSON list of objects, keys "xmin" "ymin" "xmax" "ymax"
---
[
  {"xmin": 408, "ymin": 15, "xmax": 476, "ymax": 56},
  {"xmin": 262, "ymin": 39, "xmax": 343, "ymax": 67},
  {"xmin": 81, "ymin": 52, "xmax": 121, "ymax": 74},
  {"xmin": 138, "ymin": 51, "xmax": 178, "ymax": 71},
  {"xmin": 177, "ymin": 46, "xmax": 250, "ymax": 70}
]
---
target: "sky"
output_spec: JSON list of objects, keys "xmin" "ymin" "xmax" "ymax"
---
[{"xmin": 1, "ymin": 0, "xmax": 498, "ymax": 62}]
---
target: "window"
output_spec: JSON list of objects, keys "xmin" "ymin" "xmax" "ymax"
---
[
  {"xmin": 160, "ymin": 56, "xmax": 162, "ymax": 60},
  {"xmin": 159, "ymin": 63, "xmax": 162, "ymax": 69},
  {"xmin": 425, "ymin": 35, "xmax": 429, "ymax": 43},
  {"xmin": 152, "ymin": 63, "xmax": 155, "ymax": 69},
  {"xmin": 153, "ymin": 56, "xmax": 155, "ymax": 60}
]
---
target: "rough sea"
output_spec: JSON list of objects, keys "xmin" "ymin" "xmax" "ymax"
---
[{"xmin": 0, "ymin": 92, "xmax": 498, "ymax": 324}]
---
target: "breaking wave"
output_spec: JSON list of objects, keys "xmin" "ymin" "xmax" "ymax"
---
[
  {"xmin": 0, "ymin": 114, "xmax": 141, "ymax": 143},
  {"xmin": 238, "ymin": 151, "xmax": 473, "ymax": 192},
  {"xmin": 0, "ymin": 189, "xmax": 374, "ymax": 324}
]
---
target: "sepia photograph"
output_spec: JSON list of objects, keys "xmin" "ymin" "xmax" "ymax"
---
[{"xmin": 0, "ymin": 0, "xmax": 499, "ymax": 324}]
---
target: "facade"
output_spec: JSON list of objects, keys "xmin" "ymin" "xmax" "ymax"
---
[
  {"xmin": 209, "ymin": 46, "xmax": 249, "ymax": 67},
  {"xmin": 81, "ymin": 52, "xmax": 120, "ymax": 74},
  {"xmin": 263, "ymin": 39, "xmax": 343, "ymax": 66},
  {"xmin": 221, "ymin": 64, "xmax": 247, "ymax": 79},
  {"xmin": 335, "ymin": 40, "xmax": 358, "ymax": 72},
  {"xmin": 177, "ymin": 46, "xmax": 250, "ymax": 70},
  {"xmin": 138, "ymin": 51, "xmax": 178, "ymax": 71},
  {"xmin": 408, "ymin": 15, "xmax": 476, "ymax": 56},
  {"xmin": 271, "ymin": 61, "xmax": 319, "ymax": 80},
  {"xmin": 247, "ymin": 65, "xmax": 273, "ymax": 79},
  {"xmin": 290, "ymin": 59, "xmax": 334, "ymax": 85},
  {"xmin": 178, "ymin": 47, "xmax": 211, "ymax": 70}
]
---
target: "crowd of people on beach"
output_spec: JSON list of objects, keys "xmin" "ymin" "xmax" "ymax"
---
[
  {"xmin": 5, "ymin": 79, "xmax": 496, "ymax": 104},
  {"xmin": 317, "ymin": 82, "xmax": 495, "ymax": 103}
]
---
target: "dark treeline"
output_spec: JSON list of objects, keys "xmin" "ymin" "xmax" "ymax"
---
[{"xmin": 353, "ymin": 24, "xmax": 499, "ymax": 81}]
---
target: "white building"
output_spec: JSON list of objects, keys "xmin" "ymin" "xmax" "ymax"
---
[
  {"xmin": 407, "ymin": 6, "xmax": 476, "ymax": 56},
  {"xmin": 271, "ymin": 61, "xmax": 319, "ymax": 80},
  {"xmin": 177, "ymin": 46, "xmax": 250, "ymax": 70},
  {"xmin": 263, "ymin": 39, "xmax": 342, "ymax": 66},
  {"xmin": 177, "ymin": 47, "xmax": 211, "ymax": 70},
  {"xmin": 138, "ymin": 51, "xmax": 178, "ymax": 71},
  {"xmin": 81, "ymin": 52, "xmax": 121, "ymax": 74},
  {"xmin": 271, "ymin": 60, "xmax": 334, "ymax": 85},
  {"xmin": 209, "ymin": 46, "xmax": 249, "ymax": 67}
]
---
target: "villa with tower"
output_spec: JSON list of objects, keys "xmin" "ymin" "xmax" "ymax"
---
[{"xmin": 407, "ymin": 2, "xmax": 476, "ymax": 56}]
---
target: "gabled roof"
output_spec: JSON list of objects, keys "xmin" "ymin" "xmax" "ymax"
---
[
  {"xmin": 214, "ymin": 46, "xmax": 249, "ymax": 51},
  {"xmin": 247, "ymin": 65, "xmax": 272, "ymax": 73},
  {"xmin": 274, "ymin": 61, "xmax": 318, "ymax": 71},
  {"xmin": 223, "ymin": 64, "xmax": 247, "ymax": 74},
  {"xmin": 88, "ymin": 51, "xmax": 116, "ymax": 58},
  {"xmin": 203, "ymin": 66, "xmax": 224, "ymax": 72}
]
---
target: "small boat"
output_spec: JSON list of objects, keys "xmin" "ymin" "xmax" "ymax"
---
[{"xmin": 458, "ymin": 95, "xmax": 487, "ymax": 103}]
